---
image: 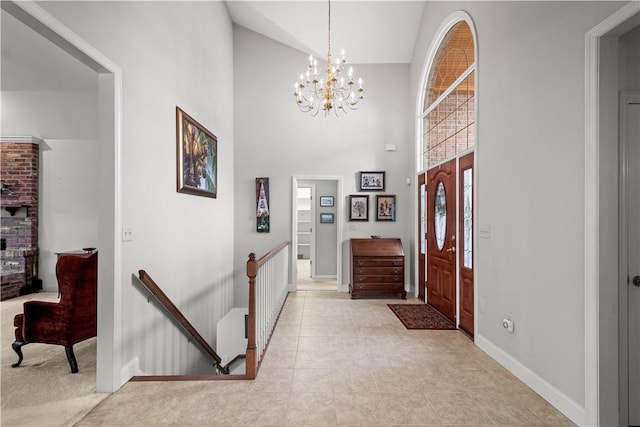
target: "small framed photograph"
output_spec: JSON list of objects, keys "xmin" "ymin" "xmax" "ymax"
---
[
  {"xmin": 359, "ymin": 171, "xmax": 385, "ymax": 191},
  {"xmin": 376, "ymin": 195, "xmax": 396, "ymax": 221},
  {"xmin": 349, "ymin": 195, "xmax": 369, "ymax": 221},
  {"xmin": 320, "ymin": 213, "xmax": 334, "ymax": 224},
  {"xmin": 319, "ymin": 196, "xmax": 334, "ymax": 207}
]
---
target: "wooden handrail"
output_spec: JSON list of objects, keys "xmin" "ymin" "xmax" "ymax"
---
[
  {"xmin": 138, "ymin": 270, "xmax": 226, "ymax": 373},
  {"xmin": 255, "ymin": 241, "xmax": 290, "ymax": 269},
  {"xmin": 245, "ymin": 241, "xmax": 289, "ymax": 379}
]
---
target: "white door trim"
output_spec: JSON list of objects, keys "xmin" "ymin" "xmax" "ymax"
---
[
  {"xmin": 3, "ymin": 0, "xmax": 124, "ymax": 393},
  {"xmin": 585, "ymin": 3, "xmax": 640, "ymax": 425}
]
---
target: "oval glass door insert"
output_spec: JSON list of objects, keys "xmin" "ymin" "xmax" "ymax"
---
[{"xmin": 435, "ymin": 181, "xmax": 446, "ymax": 250}]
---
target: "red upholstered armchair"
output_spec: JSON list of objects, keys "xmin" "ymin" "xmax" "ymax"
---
[{"xmin": 12, "ymin": 252, "xmax": 97, "ymax": 373}]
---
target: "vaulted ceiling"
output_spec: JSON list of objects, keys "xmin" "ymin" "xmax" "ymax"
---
[{"xmin": 1, "ymin": 1, "xmax": 427, "ymax": 95}]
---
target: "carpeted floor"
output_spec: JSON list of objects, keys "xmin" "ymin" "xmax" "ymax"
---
[
  {"xmin": 388, "ymin": 303, "xmax": 456, "ymax": 330},
  {"xmin": 1, "ymin": 292, "xmax": 107, "ymax": 427}
]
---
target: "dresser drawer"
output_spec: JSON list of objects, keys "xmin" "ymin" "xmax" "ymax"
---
[
  {"xmin": 354, "ymin": 274, "xmax": 403, "ymax": 284},
  {"xmin": 352, "ymin": 282, "xmax": 404, "ymax": 291},
  {"xmin": 354, "ymin": 266, "xmax": 403, "ymax": 275},
  {"xmin": 353, "ymin": 257, "xmax": 403, "ymax": 268}
]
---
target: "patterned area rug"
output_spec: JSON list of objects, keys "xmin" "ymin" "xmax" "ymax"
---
[{"xmin": 388, "ymin": 304, "xmax": 456, "ymax": 330}]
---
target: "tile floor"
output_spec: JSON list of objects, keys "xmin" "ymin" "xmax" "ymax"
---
[{"xmin": 77, "ymin": 291, "xmax": 576, "ymax": 426}]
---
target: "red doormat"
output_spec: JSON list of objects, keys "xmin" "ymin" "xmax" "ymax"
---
[{"xmin": 388, "ymin": 304, "xmax": 456, "ymax": 330}]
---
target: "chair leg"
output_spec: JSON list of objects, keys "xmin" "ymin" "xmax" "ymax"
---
[
  {"xmin": 65, "ymin": 346, "xmax": 78, "ymax": 373},
  {"xmin": 11, "ymin": 341, "xmax": 26, "ymax": 368}
]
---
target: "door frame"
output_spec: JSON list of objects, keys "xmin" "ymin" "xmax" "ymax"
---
[
  {"xmin": 2, "ymin": 0, "xmax": 124, "ymax": 392},
  {"xmin": 619, "ymin": 91, "xmax": 640, "ymax": 426},
  {"xmin": 291, "ymin": 175, "xmax": 343, "ymax": 291},
  {"xmin": 585, "ymin": 4, "xmax": 640, "ymax": 424}
]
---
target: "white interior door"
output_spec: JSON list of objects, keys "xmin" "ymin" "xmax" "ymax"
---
[{"xmin": 626, "ymin": 96, "xmax": 640, "ymax": 427}]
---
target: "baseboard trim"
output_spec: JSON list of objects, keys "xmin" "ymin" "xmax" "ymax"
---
[
  {"xmin": 475, "ymin": 334, "xmax": 586, "ymax": 426},
  {"xmin": 120, "ymin": 356, "xmax": 142, "ymax": 384},
  {"xmin": 313, "ymin": 275, "xmax": 337, "ymax": 279}
]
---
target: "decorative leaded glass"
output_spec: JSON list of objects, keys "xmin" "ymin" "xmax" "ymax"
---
[
  {"xmin": 463, "ymin": 168, "xmax": 473, "ymax": 268},
  {"xmin": 420, "ymin": 183, "xmax": 426, "ymax": 254},
  {"xmin": 422, "ymin": 21, "xmax": 476, "ymax": 169},
  {"xmin": 435, "ymin": 182, "xmax": 446, "ymax": 250}
]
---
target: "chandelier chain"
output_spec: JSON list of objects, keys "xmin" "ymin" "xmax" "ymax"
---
[{"xmin": 292, "ymin": 0, "xmax": 364, "ymax": 117}]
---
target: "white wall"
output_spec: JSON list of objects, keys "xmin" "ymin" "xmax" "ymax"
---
[
  {"xmin": 409, "ymin": 0, "xmax": 625, "ymax": 421},
  {"xmin": 38, "ymin": 1, "xmax": 235, "ymax": 376},
  {"xmin": 233, "ymin": 25, "xmax": 413, "ymax": 305}
]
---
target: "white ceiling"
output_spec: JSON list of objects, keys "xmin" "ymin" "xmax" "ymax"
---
[
  {"xmin": 225, "ymin": 1, "xmax": 425, "ymax": 64},
  {"xmin": 1, "ymin": 1, "xmax": 424, "ymax": 94}
]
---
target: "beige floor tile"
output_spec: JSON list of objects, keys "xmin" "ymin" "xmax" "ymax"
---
[
  {"xmin": 335, "ymin": 392, "xmax": 390, "ymax": 425},
  {"xmin": 249, "ymin": 367, "xmax": 293, "ymax": 392},
  {"xmin": 426, "ymin": 392, "xmax": 494, "ymax": 425},
  {"xmin": 381, "ymin": 392, "xmax": 441, "ymax": 425},
  {"xmin": 286, "ymin": 392, "xmax": 337, "ymax": 425},
  {"xmin": 332, "ymin": 370, "xmax": 379, "ymax": 393},
  {"xmin": 291, "ymin": 368, "xmax": 334, "ymax": 393},
  {"xmin": 233, "ymin": 392, "xmax": 289, "ymax": 425}
]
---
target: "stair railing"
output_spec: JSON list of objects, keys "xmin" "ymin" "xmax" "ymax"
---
[
  {"xmin": 137, "ymin": 270, "xmax": 228, "ymax": 374},
  {"xmin": 245, "ymin": 241, "xmax": 290, "ymax": 379}
]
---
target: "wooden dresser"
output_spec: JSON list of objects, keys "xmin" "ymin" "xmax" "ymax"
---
[{"xmin": 350, "ymin": 238, "xmax": 406, "ymax": 299}]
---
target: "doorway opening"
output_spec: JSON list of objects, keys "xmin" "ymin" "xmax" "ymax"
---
[
  {"xmin": 1, "ymin": 1, "xmax": 123, "ymax": 393},
  {"xmin": 585, "ymin": 4, "xmax": 640, "ymax": 424},
  {"xmin": 291, "ymin": 176, "xmax": 342, "ymax": 292}
]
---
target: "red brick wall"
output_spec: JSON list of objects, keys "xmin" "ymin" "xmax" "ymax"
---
[{"xmin": 1, "ymin": 141, "xmax": 39, "ymax": 300}]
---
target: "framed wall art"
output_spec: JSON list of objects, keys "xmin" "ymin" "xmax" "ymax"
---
[
  {"xmin": 256, "ymin": 177, "xmax": 270, "ymax": 233},
  {"xmin": 176, "ymin": 106, "xmax": 217, "ymax": 198},
  {"xmin": 349, "ymin": 195, "xmax": 369, "ymax": 221},
  {"xmin": 376, "ymin": 195, "xmax": 396, "ymax": 221},
  {"xmin": 319, "ymin": 196, "xmax": 334, "ymax": 207},
  {"xmin": 359, "ymin": 171, "xmax": 385, "ymax": 191},
  {"xmin": 320, "ymin": 213, "xmax": 334, "ymax": 224}
]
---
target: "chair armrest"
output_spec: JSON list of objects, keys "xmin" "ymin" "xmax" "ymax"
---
[{"xmin": 22, "ymin": 301, "xmax": 70, "ymax": 345}]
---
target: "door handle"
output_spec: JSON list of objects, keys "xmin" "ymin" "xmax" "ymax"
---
[
  {"xmin": 633, "ymin": 275, "xmax": 640, "ymax": 287},
  {"xmin": 446, "ymin": 247, "xmax": 456, "ymax": 253}
]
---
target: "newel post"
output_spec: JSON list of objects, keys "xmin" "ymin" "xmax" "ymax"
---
[{"xmin": 245, "ymin": 253, "xmax": 257, "ymax": 379}]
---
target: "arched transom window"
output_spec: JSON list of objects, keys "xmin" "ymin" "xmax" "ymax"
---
[{"xmin": 421, "ymin": 21, "xmax": 475, "ymax": 169}]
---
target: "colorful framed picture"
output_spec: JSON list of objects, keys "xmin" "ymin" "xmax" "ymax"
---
[
  {"xmin": 256, "ymin": 177, "xmax": 270, "ymax": 233},
  {"xmin": 320, "ymin": 196, "xmax": 334, "ymax": 207},
  {"xmin": 376, "ymin": 195, "xmax": 396, "ymax": 221},
  {"xmin": 176, "ymin": 107, "xmax": 217, "ymax": 198},
  {"xmin": 320, "ymin": 213, "xmax": 334, "ymax": 224},
  {"xmin": 349, "ymin": 195, "xmax": 369, "ymax": 221},
  {"xmin": 359, "ymin": 171, "xmax": 385, "ymax": 191}
]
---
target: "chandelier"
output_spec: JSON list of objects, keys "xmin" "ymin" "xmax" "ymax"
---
[{"xmin": 293, "ymin": 0, "xmax": 364, "ymax": 117}]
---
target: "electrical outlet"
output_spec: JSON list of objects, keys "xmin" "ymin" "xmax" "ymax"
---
[
  {"xmin": 502, "ymin": 317, "xmax": 514, "ymax": 333},
  {"xmin": 122, "ymin": 228, "xmax": 133, "ymax": 242}
]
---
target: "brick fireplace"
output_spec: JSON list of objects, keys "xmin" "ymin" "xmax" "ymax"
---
[{"xmin": 1, "ymin": 137, "xmax": 42, "ymax": 300}]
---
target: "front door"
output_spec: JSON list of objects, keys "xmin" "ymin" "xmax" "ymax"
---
[
  {"xmin": 625, "ymin": 95, "xmax": 640, "ymax": 427},
  {"xmin": 426, "ymin": 159, "xmax": 456, "ymax": 322}
]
